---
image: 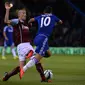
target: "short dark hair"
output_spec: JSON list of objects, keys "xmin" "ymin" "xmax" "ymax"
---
[{"xmin": 44, "ymin": 6, "xmax": 52, "ymax": 13}]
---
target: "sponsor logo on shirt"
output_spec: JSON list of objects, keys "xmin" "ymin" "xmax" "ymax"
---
[{"xmin": 22, "ymin": 25, "xmax": 29, "ymax": 30}]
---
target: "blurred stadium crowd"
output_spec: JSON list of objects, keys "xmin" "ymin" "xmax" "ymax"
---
[{"xmin": 0, "ymin": 0, "xmax": 85, "ymax": 47}]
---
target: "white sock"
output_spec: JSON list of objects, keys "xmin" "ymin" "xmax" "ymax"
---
[
  {"xmin": 23, "ymin": 57, "xmax": 38, "ymax": 72},
  {"xmin": 11, "ymin": 48, "xmax": 17, "ymax": 57},
  {"xmin": 2, "ymin": 48, "xmax": 6, "ymax": 57}
]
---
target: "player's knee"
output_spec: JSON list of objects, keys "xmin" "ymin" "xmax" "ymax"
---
[
  {"xmin": 44, "ymin": 51, "xmax": 51, "ymax": 58},
  {"xmin": 34, "ymin": 53, "xmax": 42, "ymax": 62},
  {"xmin": 15, "ymin": 66, "xmax": 20, "ymax": 72}
]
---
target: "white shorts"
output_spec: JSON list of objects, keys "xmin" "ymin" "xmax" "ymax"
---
[{"xmin": 17, "ymin": 42, "xmax": 35, "ymax": 61}]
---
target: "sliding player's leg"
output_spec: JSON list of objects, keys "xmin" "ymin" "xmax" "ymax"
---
[
  {"xmin": 2, "ymin": 43, "xmax": 27, "ymax": 81},
  {"xmin": 2, "ymin": 42, "xmax": 49, "ymax": 82},
  {"xmin": 2, "ymin": 48, "xmax": 26, "ymax": 81},
  {"xmin": 2, "ymin": 60, "xmax": 26, "ymax": 81},
  {"xmin": 3, "ymin": 66, "xmax": 20, "ymax": 81},
  {"xmin": 20, "ymin": 35, "xmax": 49, "ymax": 80},
  {"xmin": 16, "ymin": 43, "xmax": 46, "ymax": 81}
]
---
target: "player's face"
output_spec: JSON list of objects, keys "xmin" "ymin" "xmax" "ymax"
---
[{"xmin": 18, "ymin": 10, "xmax": 26, "ymax": 20}]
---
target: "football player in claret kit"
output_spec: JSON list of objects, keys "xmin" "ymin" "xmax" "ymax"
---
[
  {"xmin": 3, "ymin": 2, "xmax": 51, "ymax": 82},
  {"xmin": 20, "ymin": 6, "xmax": 63, "ymax": 81}
]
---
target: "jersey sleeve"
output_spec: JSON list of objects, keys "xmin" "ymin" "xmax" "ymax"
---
[
  {"xmin": 34, "ymin": 16, "xmax": 41, "ymax": 21},
  {"xmin": 3, "ymin": 26, "xmax": 8, "ymax": 32},
  {"xmin": 11, "ymin": 19, "xmax": 19, "ymax": 25},
  {"xmin": 53, "ymin": 15, "xmax": 60, "ymax": 22}
]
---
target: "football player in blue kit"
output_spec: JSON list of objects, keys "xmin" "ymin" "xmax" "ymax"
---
[
  {"xmin": 2, "ymin": 22, "xmax": 18, "ymax": 60},
  {"xmin": 20, "ymin": 6, "xmax": 63, "ymax": 81}
]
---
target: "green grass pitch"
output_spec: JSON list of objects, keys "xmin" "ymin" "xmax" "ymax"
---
[{"xmin": 0, "ymin": 54, "xmax": 85, "ymax": 85}]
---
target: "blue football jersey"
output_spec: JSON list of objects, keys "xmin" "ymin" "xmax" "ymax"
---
[
  {"xmin": 34, "ymin": 14, "xmax": 60, "ymax": 37},
  {"xmin": 4, "ymin": 25, "xmax": 13, "ymax": 41}
]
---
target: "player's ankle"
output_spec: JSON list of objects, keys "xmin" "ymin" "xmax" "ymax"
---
[{"xmin": 41, "ymin": 76, "xmax": 46, "ymax": 81}]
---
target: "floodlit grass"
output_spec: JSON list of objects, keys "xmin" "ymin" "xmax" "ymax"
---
[{"xmin": 0, "ymin": 54, "xmax": 85, "ymax": 85}]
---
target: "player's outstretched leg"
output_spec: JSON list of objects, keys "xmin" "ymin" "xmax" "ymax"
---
[
  {"xmin": 35, "ymin": 63, "xmax": 52, "ymax": 82},
  {"xmin": 19, "ymin": 68, "xmax": 24, "ymax": 79},
  {"xmin": 3, "ymin": 66, "xmax": 20, "ymax": 81},
  {"xmin": 20, "ymin": 57, "xmax": 38, "ymax": 79},
  {"xmin": 35, "ymin": 63, "xmax": 46, "ymax": 81},
  {"xmin": 26, "ymin": 50, "xmax": 33, "ymax": 59}
]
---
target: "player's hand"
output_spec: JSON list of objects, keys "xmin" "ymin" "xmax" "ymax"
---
[
  {"xmin": 5, "ymin": 37, "xmax": 8, "ymax": 41},
  {"xmin": 59, "ymin": 20, "xmax": 63, "ymax": 24},
  {"xmin": 5, "ymin": 2, "xmax": 12, "ymax": 10}
]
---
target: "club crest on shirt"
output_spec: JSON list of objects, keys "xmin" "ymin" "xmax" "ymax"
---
[
  {"xmin": 22, "ymin": 25, "xmax": 29, "ymax": 30},
  {"xmin": 8, "ymin": 29, "xmax": 13, "ymax": 32}
]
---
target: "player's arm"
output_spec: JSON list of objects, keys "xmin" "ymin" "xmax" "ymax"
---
[
  {"xmin": 28, "ymin": 18, "xmax": 35, "ymax": 24},
  {"xmin": 3, "ymin": 27, "xmax": 8, "ymax": 40},
  {"xmin": 28, "ymin": 16, "xmax": 40, "ymax": 24},
  {"xmin": 3, "ymin": 32, "xmax": 8, "ymax": 40},
  {"xmin": 4, "ymin": 2, "xmax": 19, "ymax": 25},
  {"xmin": 55, "ymin": 20, "xmax": 63, "ymax": 26},
  {"xmin": 54, "ymin": 15, "xmax": 63, "ymax": 24},
  {"xmin": 58, "ymin": 20, "xmax": 63, "ymax": 24},
  {"xmin": 4, "ymin": 2, "xmax": 12, "ymax": 23}
]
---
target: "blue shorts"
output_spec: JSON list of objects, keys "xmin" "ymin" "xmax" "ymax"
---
[
  {"xmin": 4, "ymin": 40, "xmax": 14, "ymax": 48},
  {"xmin": 34, "ymin": 34, "xmax": 49, "ymax": 56}
]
